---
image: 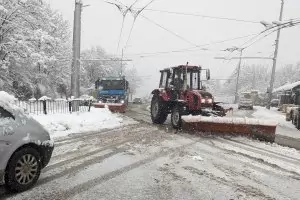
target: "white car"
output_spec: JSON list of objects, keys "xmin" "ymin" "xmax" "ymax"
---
[{"xmin": 0, "ymin": 92, "xmax": 54, "ymax": 192}]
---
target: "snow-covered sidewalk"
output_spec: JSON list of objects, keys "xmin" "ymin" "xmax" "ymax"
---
[
  {"xmin": 252, "ymin": 106, "xmax": 300, "ymax": 139},
  {"xmin": 31, "ymin": 107, "xmax": 137, "ymax": 139}
]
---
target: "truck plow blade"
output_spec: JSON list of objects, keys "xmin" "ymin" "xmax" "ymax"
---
[
  {"xmin": 93, "ymin": 103, "xmax": 126, "ymax": 113},
  {"xmin": 181, "ymin": 116, "xmax": 277, "ymax": 142}
]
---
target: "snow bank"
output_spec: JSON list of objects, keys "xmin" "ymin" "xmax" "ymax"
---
[
  {"xmin": 31, "ymin": 107, "xmax": 135, "ymax": 139},
  {"xmin": 182, "ymin": 115, "xmax": 277, "ymax": 126},
  {"xmin": 252, "ymin": 106, "xmax": 294, "ymax": 129},
  {"xmin": 252, "ymin": 106, "xmax": 300, "ymax": 138}
]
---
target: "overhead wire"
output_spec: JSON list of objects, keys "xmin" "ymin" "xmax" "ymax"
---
[
  {"xmin": 140, "ymin": 14, "xmax": 199, "ymax": 47},
  {"xmin": 141, "ymin": 8, "xmax": 261, "ymax": 24},
  {"xmin": 123, "ymin": 0, "xmax": 156, "ymax": 51},
  {"xmin": 126, "ymin": 33, "xmax": 258, "ymax": 57}
]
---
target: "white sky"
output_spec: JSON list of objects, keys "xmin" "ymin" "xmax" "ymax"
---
[{"xmin": 49, "ymin": 0, "xmax": 300, "ymax": 97}]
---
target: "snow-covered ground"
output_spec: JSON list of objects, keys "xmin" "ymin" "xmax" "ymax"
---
[
  {"xmin": 252, "ymin": 106, "xmax": 300, "ymax": 139},
  {"xmin": 31, "ymin": 107, "xmax": 137, "ymax": 139}
]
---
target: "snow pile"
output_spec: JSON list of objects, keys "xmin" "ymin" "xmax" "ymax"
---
[
  {"xmin": 31, "ymin": 107, "xmax": 136, "ymax": 139},
  {"xmin": 182, "ymin": 115, "xmax": 277, "ymax": 126},
  {"xmin": 252, "ymin": 106, "xmax": 300, "ymax": 138},
  {"xmin": 252, "ymin": 107, "xmax": 294, "ymax": 129}
]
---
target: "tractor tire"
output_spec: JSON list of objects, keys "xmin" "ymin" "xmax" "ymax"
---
[
  {"xmin": 150, "ymin": 94, "xmax": 168, "ymax": 124},
  {"xmin": 171, "ymin": 105, "xmax": 183, "ymax": 129},
  {"xmin": 5, "ymin": 147, "xmax": 42, "ymax": 192}
]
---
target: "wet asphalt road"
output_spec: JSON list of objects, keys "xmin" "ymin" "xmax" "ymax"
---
[{"xmin": 1, "ymin": 104, "xmax": 300, "ymax": 200}]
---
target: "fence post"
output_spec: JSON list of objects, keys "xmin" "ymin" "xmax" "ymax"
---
[
  {"xmin": 43, "ymin": 100, "xmax": 47, "ymax": 115},
  {"xmin": 69, "ymin": 100, "xmax": 72, "ymax": 113},
  {"xmin": 88, "ymin": 100, "xmax": 92, "ymax": 112}
]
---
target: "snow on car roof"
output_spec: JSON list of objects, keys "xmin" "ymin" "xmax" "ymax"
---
[{"xmin": 0, "ymin": 91, "xmax": 23, "ymax": 113}]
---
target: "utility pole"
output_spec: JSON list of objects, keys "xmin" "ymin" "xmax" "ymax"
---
[
  {"xmin": 71, "ymin": 0, "xmax": 82, "ymax": 99},
  {"xmin": 267, "ymin": 0, "xmax": 284, "ymax": 109},
  {"xmin": 120, "ymin": 48, "xmax": 124, "ymax": 76},
  {"xmin": 234, "ymin": 49, "xmax": 243, "ymax": 104}
]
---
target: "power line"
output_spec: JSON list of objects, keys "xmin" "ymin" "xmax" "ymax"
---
[
  {"xmin": 141, "ymin": 8, "xmax": 261, "ymax": 24},
  {"xmin": 225, "ymin": 19, "xmax": 300, "ymax": 58},
  {"xmin": 123, "ymin": 0, "xmax": 156, "ymax": 51},
  {"xmin": 141, "ymin": 15, "xmax": 199, "ymax": 47},
  {"xmin": 125, "ymin": 33, "xmax": 258, "ymax": 57}
]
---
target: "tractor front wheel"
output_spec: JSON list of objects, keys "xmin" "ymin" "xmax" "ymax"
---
[
  {"xmin": 171, "ymin": 105, "xmax": 182, "ymax": 129},
  {"xmin": 151, "ymin": 94, "xmax": 168, "ymax": 124}
]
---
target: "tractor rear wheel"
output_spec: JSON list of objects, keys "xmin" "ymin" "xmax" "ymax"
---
[
  {"xmin": 171, "ymin": 105, "xmax": 182, "ymax": 129},
  {"xmin": 151, "ymin": 94, "xmax": 168, "ymax": 124}
]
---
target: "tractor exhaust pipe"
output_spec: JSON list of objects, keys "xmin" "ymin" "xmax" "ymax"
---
[{"xmin": 183, "ymin": 62, "xmax": 188, "ymax": 90}]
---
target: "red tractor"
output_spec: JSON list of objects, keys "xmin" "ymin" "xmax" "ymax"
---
[{"xmin": 150, "ymin": 64, "xmax": 227, "ymax": 128}]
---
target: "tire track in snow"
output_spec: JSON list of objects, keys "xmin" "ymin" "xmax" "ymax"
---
[
  {"xmin": 183, "ymin": 166, "xmax": 275, "ymax": 200},
  {"xmin": 51, "ymin": 126, "xmax": 151, "ymax": 161},
  {"xmin": 45, "ymin": 128, "xmax": 159, "ymax": 172},
  {"xmin": 54, "ymin": 124, "xmax": 140, "ymax": 147},
  {"xmin": 228, "ymin": 138, "xmax": 300, "ymax": 163},
  {"xmin": 207, "ymin": 140, "xmax": 300, "ymax": 178},
  {"xmin": 40, "ymin": 140, "xmax": 200, "ymax": 200}
]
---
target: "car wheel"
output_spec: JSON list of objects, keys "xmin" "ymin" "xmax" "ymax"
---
[{"xmin": 5, "ymin": 147, "xmax": 42, "ymax": 192}]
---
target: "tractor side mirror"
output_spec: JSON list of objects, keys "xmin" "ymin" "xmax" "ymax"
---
[{"xmin": 206, "ymin": 69, "xmax": 211, "ymax": 80}]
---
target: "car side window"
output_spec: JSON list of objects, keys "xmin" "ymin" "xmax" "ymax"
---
[{"xmin": 0, "ymin": 106, "xmax": 15, "ymax": 120}]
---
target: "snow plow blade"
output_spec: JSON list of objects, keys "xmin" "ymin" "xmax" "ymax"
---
[
  {"xmin": 181, "ymin": 116, "xmax": 277, "ymax": 142},
  {"xmin": 93, "ymin": 103, "xmax": 126, "ymax": 113}
]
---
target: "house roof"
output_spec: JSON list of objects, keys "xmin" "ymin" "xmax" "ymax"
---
[{"xmin": 273, "ymin": 81, "xmax": 300, "ymax": 93}]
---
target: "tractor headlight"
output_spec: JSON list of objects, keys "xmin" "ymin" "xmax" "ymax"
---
[
  {"xmin": 120, "ymin": 100, "xmax": 125, "ymax": 104},
  {"xmin": 99, "ymin": 100, "xmax": 102, "ymax": 103},
  {"xmin": 207, "ymin": 99, "xmax": 213, "ymax": 104},
  {"xmin": 201, "ymin": 99, "xmax": 206, "ymax": 103}
]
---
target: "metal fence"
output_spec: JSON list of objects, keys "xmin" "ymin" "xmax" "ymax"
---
[{"xmin": 16, "ymin": 99, "xmax": 92, "ymax": 115}]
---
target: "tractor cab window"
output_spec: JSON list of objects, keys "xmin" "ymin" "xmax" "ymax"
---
[
  {"xmin": 190, "ymin": 71, "xmax": 200, "ymax": 90},
  {"xmin": 159, "ymin": 71, "xmax": 169, "ymax": 88},
  {"xmin": 171, "ymin": 71, "xmax": 184, "ymax": 89}
]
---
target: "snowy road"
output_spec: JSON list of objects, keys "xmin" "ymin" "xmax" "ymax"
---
[{"xmin": 1, "ymin": 104, "xmax": 300, "ymax": 200}]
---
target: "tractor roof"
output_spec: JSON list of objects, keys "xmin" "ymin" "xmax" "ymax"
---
[{"xmin": 161, "ymin": 65, "xmax": 202, "ymax": 72}]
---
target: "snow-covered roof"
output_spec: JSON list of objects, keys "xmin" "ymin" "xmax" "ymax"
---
[{"xmin": 273, "ymin": 81, "xmax": 300, "ymax": 93}]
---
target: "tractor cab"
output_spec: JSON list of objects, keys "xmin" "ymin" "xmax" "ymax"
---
[{"xmin": 159, "ymin": 65, "xmax": 210, "ymax": 91}]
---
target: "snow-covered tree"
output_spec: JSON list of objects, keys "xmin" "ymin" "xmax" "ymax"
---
[{"xmin": 0, "ymin": 0, "xmax": 71, "ymax": 99}]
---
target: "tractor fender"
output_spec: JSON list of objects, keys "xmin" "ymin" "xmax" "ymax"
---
[{"xmin": 151, "ymin": 89, "xmax": 169, "ymax": 102}]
